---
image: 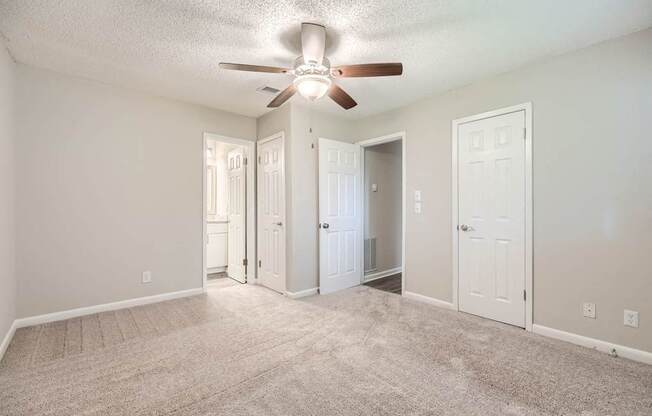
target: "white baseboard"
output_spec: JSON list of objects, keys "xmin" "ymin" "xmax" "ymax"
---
[
  {"xmin": 403, "ymin": 291, "xmax": 455, "ymax": 310},
  {"xmin": 0, "ymin": 320, "xmax": 17, "ymax": 362},
  {"xmin": 14, "ymin": 288, "xmax": 204, "ymax": 329},
  {"xmin": 285, "ymin": 287, "xmax": 319, "ymax": 299},
  {"xmin": 363, "ymin": 267, "xmax": 403, "ymax": 283},
  {"xmin": 532, "ymin": 324, "xmax": 652, "ymax": 365}
]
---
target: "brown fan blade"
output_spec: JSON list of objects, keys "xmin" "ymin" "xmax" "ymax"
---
[
  {"xmin": 328, "ymin": 84, "xmax": 357, "ymax": 110},
  {"xmin": 219, "ymin": 63, "xmax": 289, "ymax": 74},
  {"xmin": 267, "ymin": 84, "xmax": 297, "ymax": 108},
  {"xmin": 332, "ymin": 63, "xmax": 403, "ymax": 78}
]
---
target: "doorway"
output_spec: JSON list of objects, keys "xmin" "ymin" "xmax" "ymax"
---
[
  {"xmin": 203, "ymin": 133, "xmax": 256, "ymax": 289},
  {"xmin": 452, "ymin": 103, "xmax": 533, "ymax": 330},
  {"xmin": 360, "ymin": 134, "xmax": 405, "ymax": 295},
  {"xmin": 317, "ymin": 134, "xmax": 406, "ymax": 296}
]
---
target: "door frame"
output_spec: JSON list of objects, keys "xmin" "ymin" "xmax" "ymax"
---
[
  {"xmin": 202, "ymin": 132, "xmax": 256, "ymax": 291},
  {"xmin": 256, "ymin": 131, "xmax": 287, "ymax": 293},
  {"xmin": 357, "ymin": 132, "xmax": 407, "ymax": 294},
  {"xmin": 451, "ymin": 103, "xmax": 533, "ymax": 331}
]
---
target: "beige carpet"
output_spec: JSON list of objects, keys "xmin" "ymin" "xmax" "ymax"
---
[{"xmin": 1, "ymin": 283, "xmax": 651, "ymax": 415}]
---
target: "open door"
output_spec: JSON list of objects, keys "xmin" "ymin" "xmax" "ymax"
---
[
  {"xmin": 318, "ymin": 138, "xmax": 363, "ymax": 294},
  {"xmin": 227, "ymin": 147, "xmax": 246, "ymax": 283}
]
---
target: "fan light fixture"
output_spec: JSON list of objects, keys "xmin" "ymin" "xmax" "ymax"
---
[
  {"xmin": 219, "ymin": 23, "xmax": 403, "ymax": 110},
  {"xmin": 294, "ymin": 75, "xmax": 331, "ymax": 101}
]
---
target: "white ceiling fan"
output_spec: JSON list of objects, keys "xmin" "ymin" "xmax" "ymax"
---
[{"xmin": 219, "ymin": 23, "xmax": 403, "ymax": 110}]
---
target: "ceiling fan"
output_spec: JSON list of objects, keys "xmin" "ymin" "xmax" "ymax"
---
[{"xmin": 219, "ymin": 23, "xmax": 403, "ymax": 110}]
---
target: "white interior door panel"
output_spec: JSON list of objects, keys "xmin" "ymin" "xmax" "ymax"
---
[
  {"xmin": 257, "ymin": 135, "xmax": 286, "ymax": 293},
  {"xmin": 457, "ymin": 110, "xmax": 526, "ymax": 327},
  {"xmin": 319, "ymin": 138, "xmax": 362, "ymax": 294}
]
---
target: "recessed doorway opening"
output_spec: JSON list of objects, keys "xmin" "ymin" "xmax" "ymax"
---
[
  {"xmin": 203, "ymin": 133, "xmax": 256, "ymax": 290},
  {"xmin": 360, "ymin": 133, "xmax": 406, "ymax": 295}
]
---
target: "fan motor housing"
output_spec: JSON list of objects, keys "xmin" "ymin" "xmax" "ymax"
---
[{"xmin": 293, "ymin": 56, "xmax": 331, "ymax": 77}]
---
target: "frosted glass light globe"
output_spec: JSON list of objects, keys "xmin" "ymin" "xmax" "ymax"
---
[{"xmin": 294, "ymin": 75, "xmax": 331, "ymax": 101}]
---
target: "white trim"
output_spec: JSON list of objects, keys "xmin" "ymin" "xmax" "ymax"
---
[
  {"xmin": 363, "ymin": 267, "xmax": 403, "ymax": 283},
  {"xmin": 0, "ymin": 320, "xmax": 17, "ymax": 362},
  {"xmin": 403, "ymin": 291, "xmax": 455, "ymax": 310},
  {"xmin": 203, "ymin": 133, "xmax": 257, "ymax": 290},
  {"xmin": 451, "ymin": 103, "xmax": 533, "ymax": 331},
  {"xmin": 532, "ymin": 324, "xmax": 652, "ymax": 366},
  {"xmin": 358, "ymin": 132, "xmax": 406, "ymax": 295},
  {"xmin": 257, "ymin": 131, "xmax": 287, "ymax": 293},
  {"xmin": 285, "ymin": 288, "xmax": 319, "ymax": 299},
  {"xmin": 257, "ymin": 132, "xmax": 283, "ymax": 145},
  {"xmin": 14, "ymin": 288, "xmax": 203, "ymax": 328}
]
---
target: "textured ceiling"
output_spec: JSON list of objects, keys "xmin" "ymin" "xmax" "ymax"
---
[{"xmin": 1, "ymin": 1, "xmax": 651, "ymax": 119}]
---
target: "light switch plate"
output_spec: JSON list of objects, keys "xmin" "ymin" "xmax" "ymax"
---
[
  {"xmin": 371, "ymin": 183, "xmax": 378, "ymax": 192},
  {"xmin": 624, "ymin": 310, "xmax": 639, "ymax": 328},
  {"xmin": 414, "ymin": 190, "xmax": 421, "ymax": 202},
  {"xmin": 583, "ymin": 302, "xmax": 596, "ymax": 319},
  {"xmin": 142, "ymin": 271, "xmax": 152, "ymax": 284}
]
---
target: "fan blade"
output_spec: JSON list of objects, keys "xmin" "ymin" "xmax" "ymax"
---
[
  {"xmin": 219, "ymin": 62, "xmax": 289, "ymax": 74},
  {"xmin": 332, "ymin": 63, "xmax": 403, "ymax": 77},
  {"xmin": 301, "ymin": 23, "xmax": 326, "ymax": 66},
  {"xmin": 267, "ymin": 84, "xmax": 296, "ymax": 108},
  {"xmin": 328, "ymin": 84, "xmax": 357, "ymax": 110}
]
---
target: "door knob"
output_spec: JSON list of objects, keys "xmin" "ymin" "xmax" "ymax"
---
[
  {"xmin": 275, "ymin": 222, "xmax": 283, "ymax": 226},
  {"xmin": 459, "ymin": 224, "xmax": 474, "ymax": 232},
  {"xmin": 321, "ymin": 223, "xmax": 330, "ymax": 229}
]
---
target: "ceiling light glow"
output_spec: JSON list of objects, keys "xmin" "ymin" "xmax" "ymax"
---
[{"xmin": 294, "ymin": 75, "xmax": 331, "ymax": 101}]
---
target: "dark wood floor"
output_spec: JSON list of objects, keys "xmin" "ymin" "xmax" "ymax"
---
[
  {"xmin": 207, "ymin": 272, "xmax": 227, "ymax": 281},
  {"xmin": 363, "ymin": 273, "xmax": 402, "ymax": 294}
]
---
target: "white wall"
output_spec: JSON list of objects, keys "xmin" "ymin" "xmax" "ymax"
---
[
  {"xmin": 355, "ymin": 28, "xmax": 652, "ymax": 352},
  {"xmin": 14, "ymin": 65, "xmax": 256, "ymax": 318},
  {"xmin": 364, "ymin": 141, "xmax": 402, "ymax": 274},
  {"xmin": 0, "ymin": 45, "xmax": 16, "ymax": 345}
]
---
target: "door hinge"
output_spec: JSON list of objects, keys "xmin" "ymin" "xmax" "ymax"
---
[
  {"xmin": 243, "ymin": 157, "xmax": 248, "ymax": 165},
  {"xmin": 243, "ymin": 258, "xmax": 248, "ymax": 266},
  {"xmin": 523, "ymin": 127, "xmax": 527, "ymax": 140},
  {"xmin": 258, "ymin": 156, "xmax": 262, "ymax": 164},
  {"xmin": 523, "ymin": 290, "xmax": 526, "ymax": 301},
  {"xmin": 258, "ymin": 260, "xmax": 262, "ymax": 268}
]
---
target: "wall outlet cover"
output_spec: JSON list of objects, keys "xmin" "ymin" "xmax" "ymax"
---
[
  {"xmin": 583, "ymin": 302, "xmax": 596, "ymax": 319},
  {"xmin": 142, "ymin": 270, "xmax": 152, "ymax": 284},
  {"xmin": 624, "ymin": 310, "xmax": 639, "ymax": 328},
  {"xmin": 414, "ymin": 202, "xmax": 422, "ymax": 214}
]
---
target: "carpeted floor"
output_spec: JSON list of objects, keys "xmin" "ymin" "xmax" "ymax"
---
[{"xmin": 1, "ymin": 283, "xmax": 651, "ymax": 415}]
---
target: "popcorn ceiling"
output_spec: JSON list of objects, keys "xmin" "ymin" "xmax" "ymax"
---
[{"xmin": 0, "ymin": 0, "xmax": 650, "ymax": 119}]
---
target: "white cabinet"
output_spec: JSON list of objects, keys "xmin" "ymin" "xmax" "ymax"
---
[{"xmin": 207, "ymin": 222, "xmax": 228, "ymax": 270}]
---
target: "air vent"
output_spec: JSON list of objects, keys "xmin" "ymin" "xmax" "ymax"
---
[
  {"xmin": 364, "ymin": 237, "xmax": 377, "ymax": 273},
  {"xmin": 256, "ymin": 86, "xmax": 280, "ymax": 95}
]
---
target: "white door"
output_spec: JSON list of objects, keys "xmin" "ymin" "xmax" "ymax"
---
[
  {"xmin": 457, "ymin": 110, "xmax": 526, "ymax": 327},
  {"xmin": 257, "ymin": 135, "xmax": 286, "ymax": 293},
  {"xmin": 318, "ymin": 138, "xmax": 363, "ymax": 294},
  {"xmin": 227, "ymin": 148, "xmax": 246, "ymax": 283}
]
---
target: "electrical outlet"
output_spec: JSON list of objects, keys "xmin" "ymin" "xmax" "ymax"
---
[
  {"xmin": 414, "ymin": 190, "xmax": 422, "ymax": 202},
  {"xmin": 142, "ymin": 270, "xmax": 152, "ymax": 284},
  {"xmin": 624, "ymin": 310, "xmax": 639, "ymax": 328},
  {"xmin": 583, "ymin": 302, "xmax": 596, "ymax": 319},
  {"xmin": 414, "ymin": 202, "xmax": 422, "ymax": 214}
]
